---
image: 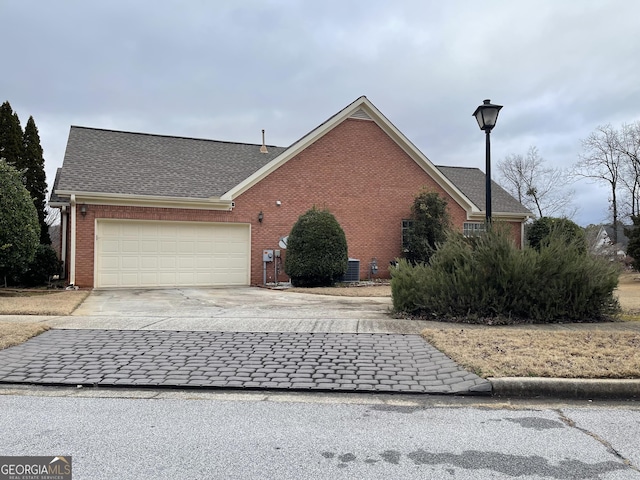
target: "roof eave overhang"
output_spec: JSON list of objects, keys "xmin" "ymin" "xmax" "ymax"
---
[
  {"xmin": 467, "ymin": 211, "xmax": 531, "ymax": 222},
  {"xmin": 221, "ymin": 96, "xmax": 477, "ymax": 212},
  {"xmin": 53, "ymin": 190, "xmax": 233, "ymax": 211}
]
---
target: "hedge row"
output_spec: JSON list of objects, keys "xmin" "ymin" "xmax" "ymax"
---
[{"xmin": 391, "ymin": 226, "xmax": 620, "ymax": 324}]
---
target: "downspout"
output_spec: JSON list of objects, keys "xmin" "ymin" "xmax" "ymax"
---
[
  {"xmin": 61, "ymin": 206, "xmax": 68, "ymax": 278},
  {"xmin": 69, "ymin": 195, "xmax": 76, "ymax": 286},
  {"xmin": 521, "ymin": 221, "xmax": 525, "ymax": 249}
]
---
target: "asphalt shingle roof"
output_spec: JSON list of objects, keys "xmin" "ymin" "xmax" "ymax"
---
[
  {"xmin": 55, "ymin": 126, "xmax": 287, "ymax": 198},
  {"xmin": 49, "ymin": 168, "xmax": 66, "ymax": 204},
  {"xmin": 437, "ymin": 166, "xmax": 532, "ymax": 215},
  {"xmin": 52, "ymin": 126, "xmax": 529, "ymax": 217}
]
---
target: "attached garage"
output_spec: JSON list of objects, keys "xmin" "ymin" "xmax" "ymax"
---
[{"xmin": 95, "ymin": 220, "xmax": 250, "ymax": 288}]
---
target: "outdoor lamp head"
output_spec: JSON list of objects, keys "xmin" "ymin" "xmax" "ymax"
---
[{"xmin": 473, "ymin": 99, "xmax": 503, "ymax": 131}]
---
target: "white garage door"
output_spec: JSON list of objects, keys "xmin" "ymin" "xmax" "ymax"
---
[{"xmin": 95, "ymin": 220, "xmax": 250, "ymax": 288}]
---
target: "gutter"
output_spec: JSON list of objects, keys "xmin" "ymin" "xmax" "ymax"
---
[{"xmin": 54, "ymin": 190, "xmax": 233, "ymax": 211}]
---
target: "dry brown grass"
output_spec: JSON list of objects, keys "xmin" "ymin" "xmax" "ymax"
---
[
  {"xmin": 0, "ymin": 322, "xmax": 49, "ymax": 350},
  {"xmin": 0, "ymin": 290, "xmax": 90, "ymax": 315},
  {"xmin": 617, "ymin": 273, "xmax": 640, "ymax": 318},
  {"xmin": 287, "ymin": 284, "xmax": 392, "ymax": 297},
  {"xmin": 422, "ymin": 328, "xmax": 640, "ymax": 379}
]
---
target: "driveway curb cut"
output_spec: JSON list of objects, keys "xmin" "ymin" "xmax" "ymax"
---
[{"xmin": 490, "ymin": 377, "xmax": 640, "ymax": 399}]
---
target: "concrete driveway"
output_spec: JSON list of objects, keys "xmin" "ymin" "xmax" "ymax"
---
[{"xmin": 45, "ymin": 287, "xmax": 429, "ymax": 334}]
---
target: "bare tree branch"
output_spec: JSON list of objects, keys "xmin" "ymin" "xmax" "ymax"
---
[
  {"xmin": 498, "ymin": 146, "xmax": 575, "ymax": 219},
  {"xmin": 573, "ymin": 124, "xmax": 622, "ymax": 243},
  {"xmin": 617, "ymin": 121, "xmax": 640, "ymax": 219}
]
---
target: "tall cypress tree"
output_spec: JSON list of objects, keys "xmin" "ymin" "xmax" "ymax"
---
[
  {"xmin": 23, "ymin": 116, "xmax": 50, "ymax": 244},
  {"xmin": 0, "ymin": 101, "xmax": 24, "ymax": 168}
]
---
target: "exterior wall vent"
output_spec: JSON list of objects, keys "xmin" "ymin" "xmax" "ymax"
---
[
  {"xmin": 340, "ymin": 258, "xmax": 360, "ymax": 282},
  {"xmin": 350, "ymin": 109, "xmax": 372, "ymax": 121}
]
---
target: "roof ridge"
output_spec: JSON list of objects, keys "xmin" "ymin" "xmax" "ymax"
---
[{"xmin": 70, "ymin": 125, "xmax": 284, "ymax": 149}]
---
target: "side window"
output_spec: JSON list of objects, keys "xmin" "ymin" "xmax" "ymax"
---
[{"xmin": 463, "ymin": 222, "xmax": 485, "ymax": 237}]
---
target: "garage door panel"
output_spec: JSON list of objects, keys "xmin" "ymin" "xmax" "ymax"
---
[
  {"xmin": 140, "ymin": 257, "xmax": 158, "ymax": 269},
  {"xmin": 159, "ymin": 257, "xmax": 176, "ymax": 269},
  {"xmin": 140, "ymin": 272, "xmax": 158, "ymax": 285},
  {"xmin": 158, "ymin": 272, "xmax": 177, "ymax": 285},
  {"xmin": 178, "ymin": 241, "xmax": 195, "ymax": 254},
  {"xmin": 120, "ymin": 256, "xmax": 139, "ymax": 269},
  {"xmin": 121, "ymin": 240, "xmax": 139, "ymax": 253},
  {"xmin": 196, "ymin": 241, "xmax": 215, "ymax": 254},
  {"xmin": 160, "ymin": 241, "xmax": 177, "ymax": 253},
  {"xmin": 96, "ymin": 220, "xmax": 250, "ymax": 288},
  {"xmin": 121, "ymin": 224, "xmax": 141, "ymax": 236},
  {"xmin": 102, "ymin": 240, "xmax": 121, "ymax": 253},
  {"xmin": 141, "ymin": 240, "xmax": 158, "ymax": 253},
  {"xmin": 120, "ymin": 273, "xmax": 139, "ymax": 285},
  {"xmin": 178, "ymin": 257, "xmax": 196, "ymax": 269}
]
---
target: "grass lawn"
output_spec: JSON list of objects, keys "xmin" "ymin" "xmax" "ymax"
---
[
  {"xmin": 421, "ymin": 328, "xmax": 640, "ymax": 379},
  {"xmin": 0, "ymin": 290, "xmax": 89, "ymax": 350},
  {"xmin": 0, "ymin": 289, "xmax": 90, "ymax": 315},
  {"xmin": 0, "ymin": 322, "xmax": 49, "ymax": 350}
]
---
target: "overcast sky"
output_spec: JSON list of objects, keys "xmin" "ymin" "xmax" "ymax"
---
[{"xmin": 3, "ymin": 0, "xmax": 640, "ymax": 226}]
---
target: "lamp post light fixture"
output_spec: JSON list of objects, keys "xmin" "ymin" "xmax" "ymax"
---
[{"xmin": 472, "ymin": 99, "xmax": 503, "ymax": 224}]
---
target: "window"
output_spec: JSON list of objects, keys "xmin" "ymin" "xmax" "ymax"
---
[
  {"xmin": 463, "ymin": 222, "xmax": 485, "ymax": 237},
  {"xmin": 402, "ymin": 219, "xmax": 413, "ymax": 251}
]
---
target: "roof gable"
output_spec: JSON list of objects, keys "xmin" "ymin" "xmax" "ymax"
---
[{"xmin": 221, "ymin": 96, "xmax": 478, "ymax": 213}]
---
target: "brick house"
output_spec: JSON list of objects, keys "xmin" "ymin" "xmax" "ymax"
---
[{"xmin": 50, "ymin": 96, "xmax": 531, "ymax": 288}]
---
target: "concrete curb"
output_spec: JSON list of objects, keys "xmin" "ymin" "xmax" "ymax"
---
[{"xmin": 490, "ymin": 377, "xmax": 640, "ymax": 399}]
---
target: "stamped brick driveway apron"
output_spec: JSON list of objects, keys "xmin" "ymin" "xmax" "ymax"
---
[{"xmin": 0, "ymin": 330, "xmax": 490, "ymax": 394}]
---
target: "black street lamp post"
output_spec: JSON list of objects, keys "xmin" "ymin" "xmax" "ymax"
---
[{"xmin": 472, "ymin": 99, "xmax": 503, "ymax": 224}]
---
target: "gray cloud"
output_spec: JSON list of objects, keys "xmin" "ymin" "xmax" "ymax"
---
[{"xmin": 2, "ymin": 0, "xmax": 639, "ymax": 226}]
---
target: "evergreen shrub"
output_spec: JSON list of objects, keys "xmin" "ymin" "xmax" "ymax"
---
[
  {"xmin": 527, "ymin": 216, "xmax": 586, "ymax": 252},
  {"xmin": 404, "ymin": 189, "xmax": 450, "ymax": 264},
  {"xmin": 20, "ymin": 244, "xmax": 62, "ymax": 286},
  {"xmin": 625, "ymin": 216, "xmax": 640, "ymax": 271},
  {"xmin": 284, "ymin": 207, "xmax": 348, "ymax": 287},
  {"xmin": 391, "ymin": 226, "xmax": 620, "ymax": 323}
]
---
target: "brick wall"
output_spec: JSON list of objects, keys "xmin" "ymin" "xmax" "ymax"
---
[
  {"xmin": 233, "ymin": 118, "xmax": 471, "ymax": 284},
  {"xmin": 70, "ymin": 118, "xmax": 522, "ymax": 287}
]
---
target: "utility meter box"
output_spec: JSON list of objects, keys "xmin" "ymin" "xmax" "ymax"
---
[{"xmin": 263, "ymin": 249, "xmax": 274, "ymax": 262}]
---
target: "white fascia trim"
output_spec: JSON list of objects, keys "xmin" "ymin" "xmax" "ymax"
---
[
  {"xmin": 49, "ymin": 201, "xmax": 70, "ymax": 207},
  {"xmin": 221, "ymin": 96, "xmax": 478, "ymax": 213},
  {"xmin": 466, "ymin": 212, "xmax": 531, "ymax": 222},
  {"xmin": 54, "ymin": 190, "xmax": 233, "ymax": 210}
]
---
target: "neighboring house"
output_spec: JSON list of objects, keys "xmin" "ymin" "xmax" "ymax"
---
[
  {"xmin": 49, "ymin": 96, "xmax": 531, "ymax": 288},
  {"xmin": 587, "ymin": 223, "xmax": 631, "ymax": 258}
]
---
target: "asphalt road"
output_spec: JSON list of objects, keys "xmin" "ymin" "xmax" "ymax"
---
[{"xmin": 1, "ymin": 388, "xmax": 639, "ymax": 479}]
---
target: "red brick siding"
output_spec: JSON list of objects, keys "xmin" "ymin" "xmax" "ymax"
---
[
  {"xmin": 70, "ymin": 118, "xmax": 523, "ymax": 287},
  {"xmin": 233, "ymin": 118, "xmax": 470, "ymax": 284}
]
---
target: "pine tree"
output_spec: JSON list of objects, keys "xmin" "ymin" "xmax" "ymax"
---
[
  {"xmin": 0, "ymin": 101, "xmax": 24, "ymax": 168},
  {"xmin": 23, "ymin": 116, "xmax": 50, "ymax": 244}
]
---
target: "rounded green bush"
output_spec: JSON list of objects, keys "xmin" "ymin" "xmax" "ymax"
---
[
  {"xmin": 527, "ymin": 217, "xmax": 586, "ymax": 253},
  {"xmin": 284, "ymin": 207, "xmax": 348, "ymax": 287}
]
